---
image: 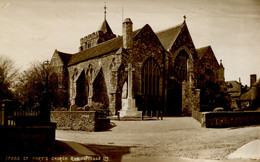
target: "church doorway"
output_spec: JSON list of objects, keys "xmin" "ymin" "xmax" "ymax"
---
[
  {"xmin": 166, "ymin": 79, "xmax": 182, "ymax": 116},
  {"xmin": 75, "ymin": 71, "xmax": 88, "ymax": 107},
  {"xmin": 165, "ymin": 49, "xmax": 189, "ymax": 116}
]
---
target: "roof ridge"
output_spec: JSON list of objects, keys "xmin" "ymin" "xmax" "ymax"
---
[
  {"xmin": 56, "ymin": 49, "xmax": 72, "ymax": 55},
  {"xmin": 196, "ymin": 46, "xmax": 211, "ymax": 59},
  {"xmin": 55, "ymin": 50, "xmax": 73, "ymax": 65},
  {"xmin": 155, "ymin": 22, "xmax": 184, "ymax": 34},
  {"xmin": 196, "ymin": 45, "xmax": 210, "ymax": 50},
  {"xmin": 132, "ymin": 28, "xmax": 142, "ymax": 37},
  {"xmin": 156, "ymin": 22, "xmax": 185, "ymax": 51}
]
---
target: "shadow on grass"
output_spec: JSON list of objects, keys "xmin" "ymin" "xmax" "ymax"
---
[
  {"xmin": 95, "ymin": 122, "xmax": 117, "ymax": 132},
  {"xmin": 84, "ymin": 144, "xmax": 133, "ymax": 162},
  {"xmin": 55, "ymin": 141, "xmax": 133, "ymax": 161},
  {"xmin": 54, "ymin": 140, "xmax": 79, "ymax": 156},
  {"xmin": 228, "ymin": 124, "xmax": 260, "ymax": 129}
]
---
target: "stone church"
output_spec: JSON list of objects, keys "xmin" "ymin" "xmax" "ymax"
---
[{"xmin": 50, "ymin": 12, "xmax": 225, "ymax": 116}]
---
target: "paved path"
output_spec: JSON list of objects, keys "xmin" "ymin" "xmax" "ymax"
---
[{"xmin": 226, "ymin": 140, "xmax": 260, "ymax": 160}]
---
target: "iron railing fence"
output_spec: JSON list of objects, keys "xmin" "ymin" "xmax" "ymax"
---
[{"xmin": 0, "ymin": 103, "xmax": 41, "ymax": 126}]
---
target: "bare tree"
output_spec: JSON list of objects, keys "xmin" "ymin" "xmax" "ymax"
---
[
  {"xmin": 15, "ymin": 62, "xmax": 46, "ymax": 108},
  {"xmin": 0, "ymin": 55, "xmax": 18, "ymax": 100},
  {"xmin": 15, "ymin": 61, "xmax": 68, "ymax": 109}
]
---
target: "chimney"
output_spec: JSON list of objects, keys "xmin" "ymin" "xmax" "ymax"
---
[
  {"xmin": 123, "ymin": 18, "xmax": 133, "ymax": 49},
  {"xmin": 218, "ymin": 60, "xmax": 225, "ymax": 82},
  {"xmin": 250, "ymin": 74, "xmax": 257, "ymax": 87}
]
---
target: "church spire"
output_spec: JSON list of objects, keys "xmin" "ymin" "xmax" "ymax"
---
[
  {"xmin": 99, "ymin": 2, "xmax": 114, "ymax": 34},
  {"xmin": 104, "ymin": 2, "xmax": 107, "ymax": 20}
]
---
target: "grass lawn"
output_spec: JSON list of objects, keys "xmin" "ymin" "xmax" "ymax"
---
[{"xmin": 56, "ymin": 117, "xmax": 260, "ymax": 160}]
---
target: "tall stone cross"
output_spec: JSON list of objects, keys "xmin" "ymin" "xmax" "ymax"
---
[
  {"xmin": 120, "ymin": 62, "xmax": 142, "ymax": 118},
  {"xmin": 125, "ymin": 63, "xmax": 135, "ymax": 99}
]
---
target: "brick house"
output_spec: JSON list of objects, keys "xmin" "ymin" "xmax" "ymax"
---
[{"xmin": 50, "ymin": 15, "xmax": 225, "ymax": 116}]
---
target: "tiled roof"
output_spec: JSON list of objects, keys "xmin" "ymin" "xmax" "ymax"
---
[
  {"xmin": 56, "ymin": 50, "xmax": 72, "ymax": 65},
  {"xmin": 240, "ymin": 79, "xmax": 260, "ymax": 101},
  {"xmin": 132, "ymin": 28, "xmax": 142, "ymax": 37},
  {"xmin": 99, "ymin": 19, "xmax": 113, "ymax": 34},
  {"xmin": 226, "ymin": 81, "xmax": 242, "ymax": 98},
  {"xmin": 196, "ymin": 46, "xmax": 210, "ymax": 59},
  {"xmin": 57, "ymin": 21, "xmax": 185, "ymax": 67},
  {"xmin": 156, "ymin": 23, "xmax": 184, "ymax": 51},
  {"xmin": 67, "ymin": 28, "xmax": 142, "ymax": 66},
  {"xmin": 68, "ymin": 36, "xmax": 123, "ymax": 66}
]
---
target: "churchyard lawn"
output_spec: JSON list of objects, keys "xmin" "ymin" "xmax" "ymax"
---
[{"xmin": 56, "ymin": 117, "xmax": 260, "ymax": 160}]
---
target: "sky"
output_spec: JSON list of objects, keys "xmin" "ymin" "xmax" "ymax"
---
[{"xmin": 0, "ymin": 0, "xmax": 259, "ymax": 85}]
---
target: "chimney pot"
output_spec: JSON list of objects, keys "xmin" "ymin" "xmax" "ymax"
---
[
  {"xmin": 250, "ymin": 74, "xmax": 257, "ymax": 87},
  {"xmin": 123, "ymin": 18, "xmax": 133, "ymax": 49}
]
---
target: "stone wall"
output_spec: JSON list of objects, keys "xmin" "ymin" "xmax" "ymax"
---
[
  {"xmin": 50, "ymin": 50, "xmax": 66, "ymax": 85},
  {"xmin": 192, "ymin": 109, "xmax": 202, "ymax": 123},
  {"xmin": 51, "ymin": 111, "xmax": 110, "ymax": 131},
  {"xmin": 51, "ymin": 111, "xmax": 95, "ymax": 131},
  {"xmin": 168, "ymin": 22, "xmax": 198, "ymax": 115},
  {"xmin": 67, "ymin": 52, "xmax": 119, "ymax": 114},
  {"xmin": 182, "ymin": 86, "xmax": 200, "ymax": 115},
  {"xmin": 192, "ymin": 110, "xmax": 260, "ymax": 128},
  {"xmin": 198, "ymin": 46, "xmax": 220, "ymax": 83},
  {"xmin": 130, "ymin": 24, "xmax": 165, "ymax": 96}
]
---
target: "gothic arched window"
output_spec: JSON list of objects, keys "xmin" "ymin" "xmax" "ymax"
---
[
  {"xmin": 142, "ymin": 58, "xmax": 161, "ymax": 96},
  {"xmin": 174, "ymin": 50, "xmax": 189, "ymax": 82}
]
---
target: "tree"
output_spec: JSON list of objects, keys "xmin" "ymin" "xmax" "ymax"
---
[
  {"xmin": 14, "ymin": 61, "xmax": 68, "ymax": 109},
  {"xmin": 0, "ymin": 55, "xmax": 18, "ymax": 100},
  {"xmin": 194, "ymin": 59, "xmax": 230, "ymax": 111},
  {"xmin": 14, "ymin": 62, "xmax": 45, "ymax": 108}
]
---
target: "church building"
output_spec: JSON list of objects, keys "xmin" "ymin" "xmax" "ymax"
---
[{"xmin": 50, "ymin": 9, "xmax": 225, "ymax": 116}]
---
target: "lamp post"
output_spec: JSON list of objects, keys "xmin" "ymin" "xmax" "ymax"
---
[{"xmin": 41, "ymin": 60, "xmax": 50, "ymax": 124}]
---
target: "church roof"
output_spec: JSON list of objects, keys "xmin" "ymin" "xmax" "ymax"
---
[
  {"xmin": 56, "ymin": 50, "xmax": 73, "ymax": 65},
  {"xmin": 67, "ymin": 28, "xmax": 141, "ymax": 66},
  {"xmin": 68, "ymin": 36, "xmax": 122, "ymax": 66},
  {"xmin": 58, "ymin": 21, "xmax": 187, "ymax": 66},
  {"xmin": 99, "ymin": 19, "xmax": 113, "ymax": 34},
  {"xmin": 196, "ymin": 46, "xmax": 210, "ymax": 59},
  {"xmin": 156, "ymin": 23, "xmax": 184, "ymax": 51}
]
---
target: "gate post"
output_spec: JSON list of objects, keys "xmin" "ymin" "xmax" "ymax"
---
[{"xmin": 1, "ymin": 103, "xmax": 4, "ymax": 126}]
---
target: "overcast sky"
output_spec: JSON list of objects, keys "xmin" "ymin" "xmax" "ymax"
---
[{"xmin": 0, "ymin": 0, "xmax": 259, "ymax": 85}]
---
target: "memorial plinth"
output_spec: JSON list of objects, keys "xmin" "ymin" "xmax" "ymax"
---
[
  {"xmin": 119, "ymin": 63, "xmax": 142, "ymax": 120},
  {"xmin": 120, "ymin": 98, "xmax": 142, "ymax": 117}
]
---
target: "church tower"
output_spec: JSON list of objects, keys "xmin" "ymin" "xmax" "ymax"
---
[{"xmin": 79, "ymin": 3, "xmax": 116, "ymax": 51}]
